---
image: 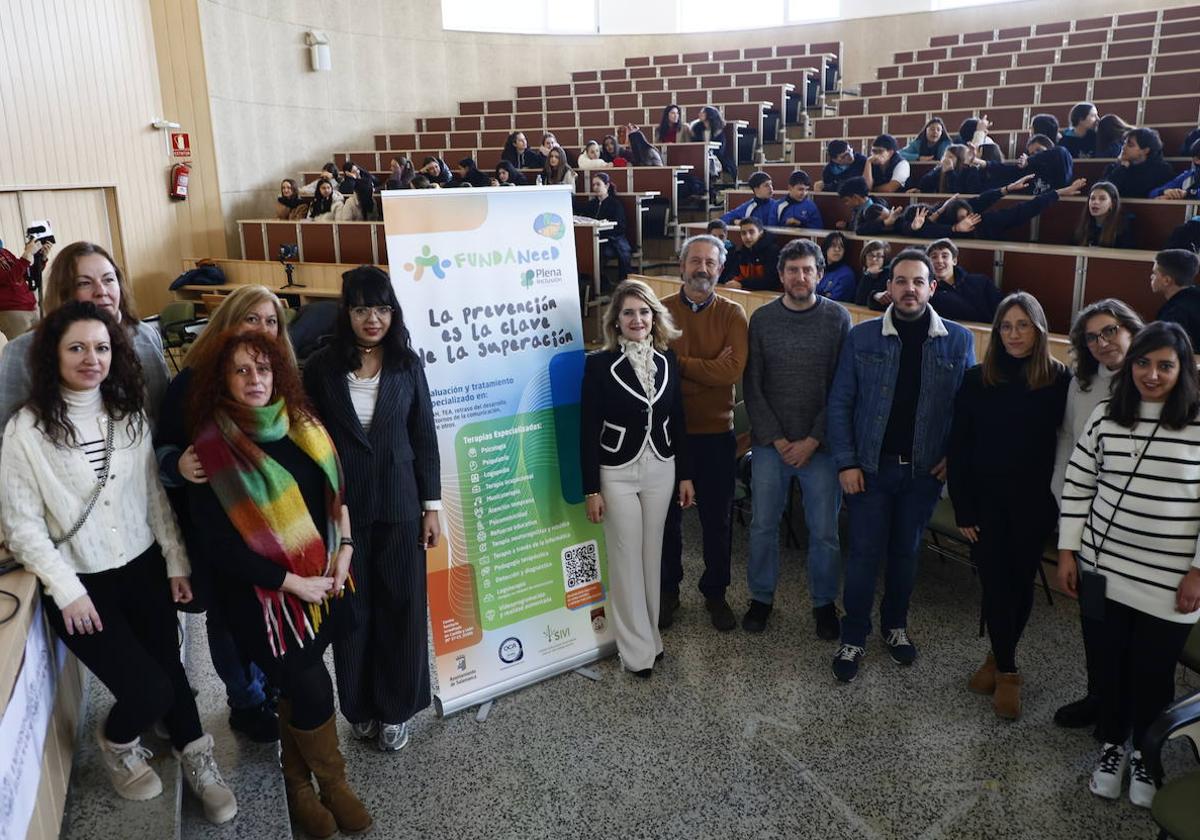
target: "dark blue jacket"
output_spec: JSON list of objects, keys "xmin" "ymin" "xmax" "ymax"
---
[{"xmin": 930, "ymin": 266, "xmax": 1003, "ymax": 324}]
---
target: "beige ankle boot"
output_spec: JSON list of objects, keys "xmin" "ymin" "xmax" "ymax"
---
[
  {"xmin": 97, "ymin": 731, "xmax": 162, "ymax": 801},
  {"xmin": 176, "ymin": 733, "xmax": 238, "ymax": 824},
  {"xmin": 967, "ymin": 653, "xmax": 997, "ymax": 695},
  {"xmin": 993, "ymin": 672, "xmax": 1023, "ymax": 720}
]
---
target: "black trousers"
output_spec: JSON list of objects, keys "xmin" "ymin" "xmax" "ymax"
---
[
  {"xmin": 43, "ymin": 545, "xmax": 202, "ymax": 750},
  {"xmin": 1094, "ymin": 598, "xmax": 1192, "ymax": 749},
  {"xmin": 262, "ymin": 655, "xmax": 335, "ymax": 731},
  {"xmin": 334, "ymin": 519, "xmax": 431, "ymax": 725},
  {"xmin": 661, "ymin": 431, "xmax": 736, "ymax": 600},
  {"xmin": 972, "ymin": 529, "xmax": 1046, "ymax": 673}
]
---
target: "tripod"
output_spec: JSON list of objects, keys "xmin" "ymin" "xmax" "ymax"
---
[{"xmin": 280, "ymin": 258, "xmax": 305, "ymax": 289}]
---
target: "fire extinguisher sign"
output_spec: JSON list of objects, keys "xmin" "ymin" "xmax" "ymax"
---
[{"xmin": 170, "ymin": 132, "xmax": 191, "ymax": 158}]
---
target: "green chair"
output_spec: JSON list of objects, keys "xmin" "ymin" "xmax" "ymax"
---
[{"xmin": 1143, "ymin": 690, "xmax": 1200, "ymax": 840}]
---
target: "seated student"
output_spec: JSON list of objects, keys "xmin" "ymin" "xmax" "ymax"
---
[
  {"xmin": 541, "ymin": 146, "xmax": 575, "ymax": 186},
  {"xmin": 1167, "ymin": 214, "xmax": 1200, "ymax": 252},
  {"xmin": 1030, "ymin": 113, "xmax": 1061, "ymax": 144},
  {"xmin": 306, "ymin": 178, "xmax": 343, "ymax": 221},
  {"xmin": 1151, "ymin": 248, "xmax": 1200, "ymax": 349},
  {"xmin": 917, "ymin": 144, "xmax": 988, "ymax": 194},
  {"xmin": 1076, "ymin": 182, "xmax": 1137, "ymax": 248},
  {"xmin": 625, "ymin": 128, "xmax": 664, "ymax": 166},
  {"xmin": 410, "ymin": 174, "xmax": 432, "ymax": 189},
  {"xmin": 720, "ymin": 172, "xmax": 776, "ymax": 227},
  {"xmin": 854, "ymin": 239, "xmax": 892, "ymax": 310},
  {"xmin": 816, "ymin": 232, "xmax": 855, "ymax": 301},
  {"xmin": 1060, "ymin": 102, "xmax": 1099, "ymax": 158},
  {"xmin": 492, "ymin": 161, "xmax": 527, "ymax": 187},
  {"xmin": 1182, "ymin": 127, "xmax": 1200, "ymax": 158},
  {"xmin": 926, "ymin": 239, "xmax": 1002, "ymax": 323},
  {"xmin": 657, "ymin": 104, "xmax": 683, "ymax": 144},
  {"xmin": 452, "ymin": 157, "xmax": 492, "ymax": 188},
  {"xmin": 334, "ymin": 172, "xmax": 376, "ymax": 221},
  {"xmin": 899, "ymin": 118, "xmax": 951, "ymax": 162},
  {"xmin": 1103, "ymin": 128, "xmax": 1177, "ymax": 198},
  {"xmin": 502, "ymin": 131, "xmax": 544, "ymax": 170},
  {"xmin": 419, "ymin": 156, "xmax": 452, "ymax": 187},
  {"xmin": 601, "ymin": 135, "xmax": 627, "ymax": 165},
  {"xmin": 958, "ymin": 117, "xmax": 995, "ymax": 148},
  {"xmin": 706, "ymin": 219, "xmax": 735, "ymax": 256},
  {"xmin": 719, "ymin": 218, "xmax": 779, "ymax": 291},
  {"xmin": 338, "ymin": 161, "xmax": 374, "ymax": 196},
  {"xmin": 1150, "ymin": 139, "xmax": 1200, "ymax": 200},
  {"xmin": 577, "ymin": 141, "xmax": 612, "ymax": 171},
  {"xmin": 691, "ymin": 106, "xmax": 735, "ymax": 179},
  {"xmin": 536, "ymin": 133, "xmax": 560, "ymax": 162},
  {"xmin": 1095, "ymin": 114, "xmax": 1134, "ymax": 158},
  {"xmin": 385, "ymin": 157, "xmax": 414, "ymax": 190},
  {"xmin": 276, "ymin": 179, "xmax": 308, "ymax": 220},
  {"xmin": 300, "ymin": 163, "xmax": 341, "ymax": 197},
  {"xmin": 836, "ymin": 177, "xmax": 887, "ymax": 231},
  {"xmin": 982, "ymin": 140, "xmax": 1074, "ymax": 194},
  {"xmin": 774, "ymin": 171, "xmax": 823, "ymax": 228},
  {"xmin": 906, "ymin": 175, "xmax": 1086, "ymax": 241},
  {"xmin": 581, "ymin": 172, "xmax": 632, "ymax": 288},
  {"xmin": 817, "ymin": 140, "xmax": 868, "ymax": 192},
  {"xmin": 863, "ymin": 134, "xmax": 910, "ymax": 193}
]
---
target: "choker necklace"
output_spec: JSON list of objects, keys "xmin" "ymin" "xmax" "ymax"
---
[{"xmin": 357, "ymin": 343, "xmax": 379, "ymax": 355}]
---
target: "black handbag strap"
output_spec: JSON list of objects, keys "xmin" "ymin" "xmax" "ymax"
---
[{"xmin": 1086, "ymin": 418, "xmax": 1161, "ymax": 570}]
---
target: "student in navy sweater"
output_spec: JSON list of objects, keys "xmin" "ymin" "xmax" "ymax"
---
[
  {"xmin": 1150, "ymin": 140, "xmax": 1200, "ymax": 200},
  {"xmin": 1095, "ymin": 114, "xmax": 1134, "ymax": 159},
  {"xmin": 1076, "ymin": 182, "xmax": 1137, "ymax": 249},
  {"xmin": 582, "ymin": 172, "xmax": 633, "ymax": 287},
  {"xmin": 1060, "ymin": 102, "xmax": 1099, "ymax": 159},
  {"xmin": 816, "ymin": 232, "xmax": 855, "ymax": 301},
  {"xmin": 816, "ymin": 140, "xmax": 867, "ymax": 192},
  {"xmin": 774, "ymin": 170, "xmax": 823, "ymax": 229},
  {"xmin": 854, "ymin": 240, "xmax": 892, "ymax": 310},
  {"xmin": 719, "ymin": 218, "xmax": 780, "ymax": 291},
  {"xmin": 926, "ymin": 239, "xmax": 1002, "ymax": 324},
  {"xmin": 1103, "ymin": 129, "xmax": 1176, "ymax": 199},
  {"xmin": 917, "ymin": 144, "xmax": 987, "ymax": 194},
  {"xmin": 1151, "ymin": 249, "xmax": 1200, "ymax": 351},
  {"xmin": 720, "ymin": 172, "xmax": 776, "ymax": 228},
  {"xmin": 905, "ymin": 175, "xmax": 1087, "ymax": 241}
]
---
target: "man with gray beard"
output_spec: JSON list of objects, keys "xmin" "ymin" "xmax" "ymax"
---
[{"xmin": 659, "ymin": 235, "xmax": 749, "ymax": 631}]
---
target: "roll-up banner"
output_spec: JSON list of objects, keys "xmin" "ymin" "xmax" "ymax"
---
[{"xmin": 381, "ymin": 185, "xmax": 615, "ymax": 717}]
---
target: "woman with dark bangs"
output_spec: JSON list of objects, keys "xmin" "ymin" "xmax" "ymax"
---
[
  {"xmin": 187, "ymin": 331, "xmax": 370, "ymax": 838},
  {"xmin": 1075, "ymin": 182, "xmax": 1136, "ymax": 248},
  {"xmin": 657, "ymin": 104, "xmax": 682, "ymax": 144},
  {"xmin": 302, "ymin": 266, "xmax": 441, "ymax": 757}
]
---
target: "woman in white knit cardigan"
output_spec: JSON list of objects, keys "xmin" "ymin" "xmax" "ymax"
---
[
  {"xmin": 0, "ymin": 301, "xmax": 236, "ymax": 825},
  {"xmin": 1058, "ymin": 320, "xmax": 1200, "ymax": 810}
]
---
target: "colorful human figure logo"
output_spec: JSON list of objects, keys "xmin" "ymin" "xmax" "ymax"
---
[
  {"xmin": 403, "ymin": 245, "xmax": 452, "ymax": 280},
  {"xmin": 520, "ymin": 270, "xmax": 535, "ymax": 288}
]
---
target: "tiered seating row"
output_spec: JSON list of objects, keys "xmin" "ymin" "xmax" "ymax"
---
[
  {"xmin": 919, "ymin": 5, "xmax": 1200, "ymax": 49},
  {"xmin": 562, "ymin": 56, "xmax": 820, "ymax": 87},
  {"xmin": 620, "ymin": 42, "xmax": 842, "ymax": 67}
]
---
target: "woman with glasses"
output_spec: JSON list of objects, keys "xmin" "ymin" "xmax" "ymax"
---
[
  {"xmin": 1049, "ymin": 299, "xmax": 1144, "ymax": 731},
  {"xmin": 302, "ymin": 266, "xmax": 441, "ymax": 753},
  {"xmin": 947, "ymin": 292, "xmax": 1069, "ymax": 720}
]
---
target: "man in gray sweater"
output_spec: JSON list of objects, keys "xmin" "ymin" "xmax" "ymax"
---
[{"xmin": 742, "ymin": 238, "xmax": 851, "ymax": 638}]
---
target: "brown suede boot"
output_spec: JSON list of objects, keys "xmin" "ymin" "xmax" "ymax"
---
[
  {"xmin": 967, "ymin": 653, "xmax": 997, "ymax": 695},
  {"xmin": 993, "ymin": 672, "xmax": 1023, "ymax": 720},
  {"xmin": 278, "ymin": 699, "xmax": 337, "ymax": 840},
  {"xmin": 290, "ymin": 715, "xmax": 372, "ymax": 835}
]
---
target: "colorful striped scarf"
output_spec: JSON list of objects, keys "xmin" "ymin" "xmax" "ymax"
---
[{"xmin": 195, "ymin": 398, "xmax": 347, "ymax": 656}]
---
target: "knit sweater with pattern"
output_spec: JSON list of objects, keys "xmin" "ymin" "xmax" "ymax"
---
[{"xmin": 663, "ymin": 292, "xmax": 749, "ymax": 434}]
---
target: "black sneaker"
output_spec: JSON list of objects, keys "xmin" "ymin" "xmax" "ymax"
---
[
  {"xmin": 229, "ymin": 700, "xmax": 280, "ymax": 743},
  {"xmin": 882, "ymin": 628, "xmax": 918, "ymax": 666},
  {"xmin": 832, "ymin": 644, "xmax": 866, "ymax": 683},
  {"xmin": 658, "ymin": 591, "xmax": 680, "ymax": 630},
  {"xmin": 813, "ymin": 603, "xmax": 840, "ymax": 641},
  {"xmin": 706, "ymin": 598, "xmax": 737, "ymax": 632},
  {"xmin": 742, "ymin": 600, "xmax": 772, "ymax": 633},
  {"xmin": 1054, "ymin": 694, "xmax": 1101, "ymax": 729}
]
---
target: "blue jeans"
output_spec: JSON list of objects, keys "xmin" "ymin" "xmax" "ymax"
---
[
  {"xmin": 747, "ymin": 446, "xmax": 842, "ymax": 607},
  {"xmin": 840, "ymin": 458, "xmax": 943, "ymax": 647},
  {"xmin": 206, "ymin": 605, "xmax": 267, "ymax": 709}
]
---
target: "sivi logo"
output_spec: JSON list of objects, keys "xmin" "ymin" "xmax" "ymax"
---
[{"xmin": 542, "ymin": 624, "xmax": 572, "ymax": 644}]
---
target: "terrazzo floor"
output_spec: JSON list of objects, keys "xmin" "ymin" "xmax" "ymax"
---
[{"xmin": 72, "ymin": 513, "xmax": 1199, "ymax": 839}]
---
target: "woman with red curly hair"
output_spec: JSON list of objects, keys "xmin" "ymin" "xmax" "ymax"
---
[{"xmin": 186, "ymin": 330, "xmax": 370, "ymax": 838}]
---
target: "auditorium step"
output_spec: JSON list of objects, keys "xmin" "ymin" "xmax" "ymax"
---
[{"xmin": 57, "ymin": 614, "xmax": 293, "ymax": 840}]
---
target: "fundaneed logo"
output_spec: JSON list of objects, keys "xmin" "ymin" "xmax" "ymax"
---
[
  {"xmin": 402, "ymin": 245, "xmax": 453, "ymax": 281},
  {"xmin": 533, "ymin": 212, "xmax": 566, "ymax": 240}
]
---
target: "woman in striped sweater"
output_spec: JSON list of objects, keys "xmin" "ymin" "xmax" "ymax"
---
[{"xmin": 1058, "ymin": 321, "xmax": 1200, "ymax": 809}]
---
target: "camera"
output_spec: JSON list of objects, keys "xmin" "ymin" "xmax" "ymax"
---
[
  {"xmin": 278, "ymin": 243, "xmax": 303, "ymax": 288},
  {"xmin": 26, "ymin": 220, "xmax": 56, "ymax": 245},
  {"xmin": 278, "ymin": 243, "xmax": 299, "ymax": 261}
]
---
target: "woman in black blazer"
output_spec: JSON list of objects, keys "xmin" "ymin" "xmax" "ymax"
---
[
  {"xmin": 302, "ymin": 266, "xmax": 441, "ymax": 753},
  {"xmin": 581, "ymin": 279, "xmax": 694, "ymax": 678}
]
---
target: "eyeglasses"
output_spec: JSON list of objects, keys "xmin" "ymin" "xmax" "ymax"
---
[
  {"xmin": 1084, "ymin": 324, "xmax": 1121, "ymax": 345},
  {"xmin": 999, "ymin": 320, "xmax": 1034, "ymax": 335},
  {"xmin": 349, "ymin": 305, "xmax": 393, "ymax": 320}
]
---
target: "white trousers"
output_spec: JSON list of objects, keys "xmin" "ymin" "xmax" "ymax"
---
[{"xmin": 600, "ymin": 448, "xmax": 675, "ymax": 671}]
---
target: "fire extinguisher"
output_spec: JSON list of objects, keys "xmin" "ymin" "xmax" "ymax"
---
[{"xmin": 170, "ymin": 163, "xmax": 190, "ymax": 200}]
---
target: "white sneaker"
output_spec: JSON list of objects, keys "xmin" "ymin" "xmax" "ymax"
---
[
  {"xmin": 176, "ymin": 733, "xmax": 238, "ymax": 825},
  {"xmin": 351, "ymin": 720, "xmax": 379, "ymax": 740},
  {"xmin": 1089, "ymin": 742, "xmax": 1127, "ymax": 800},
  {"xmin": 378, "ymin": 721, "xmax": 410, "ymax": 752},
  {"xmin": 97, "ymin": 732, "xmax": 163, "ymax": 801},
  {"xmin": 1128, "ymin": 750, "xmax": 1157, "ymax": 808}
]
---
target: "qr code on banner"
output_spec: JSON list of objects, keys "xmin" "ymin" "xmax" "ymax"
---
[{"xmin": 561, "ymin": 540, "xmax": 600, "ymax": 590}]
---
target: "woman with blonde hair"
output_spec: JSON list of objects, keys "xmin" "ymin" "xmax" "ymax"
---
[
  {"xmin": 947, "ymin": 292, "xmax": 1070, "ymax": 719},
  {"xmin": 580, "ymin": 279, "xmax": 694, "ymax": 677},
  {"xmin": 153, "ymin": 284, "xmax": 296, "ymax": 744},
  {"xmin": 0, "ymin": 241, "xmax": 168, "ymax": 441}
]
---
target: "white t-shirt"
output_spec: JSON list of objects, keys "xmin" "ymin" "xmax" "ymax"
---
[{"xmin": 347, "ymin": 369, "xmax": 381, "ymax": 433}]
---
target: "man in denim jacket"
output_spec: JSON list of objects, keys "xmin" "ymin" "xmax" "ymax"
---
[{"xmin": 825, "ymin": 248, "xmax": 975, "ymax": 682}]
